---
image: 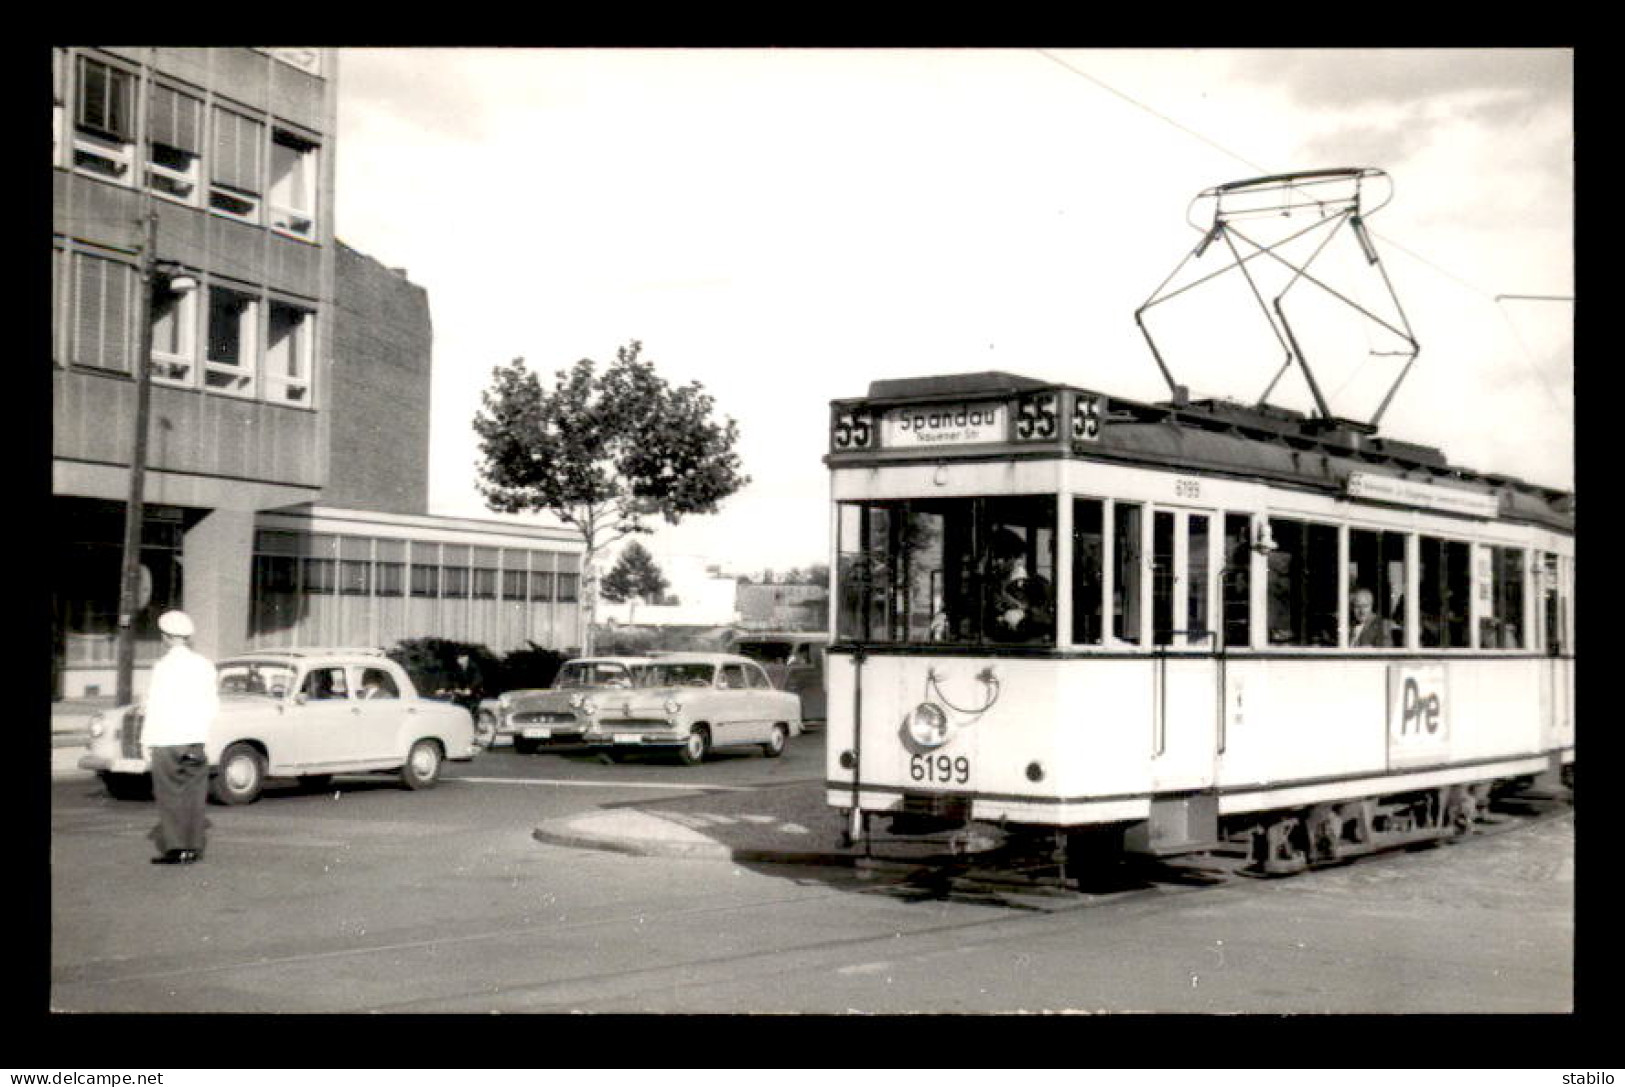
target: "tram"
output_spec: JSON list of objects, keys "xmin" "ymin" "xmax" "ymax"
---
[{"xmin": 821, "ymin": 169, "xmax": 1574, "ymax": 874}]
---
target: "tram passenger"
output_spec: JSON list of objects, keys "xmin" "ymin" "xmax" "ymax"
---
[{"xmin": 1350, "ymin": 587, "xmax": 1397, "ymax": 647}]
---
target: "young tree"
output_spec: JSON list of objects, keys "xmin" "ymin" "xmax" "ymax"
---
[
  {"xmin": 600, "ymin": 540, "xmax": 671, "ymax": 625},
  {"xmin": 472, "ymin": 341, "xmax": 747, "ymax": 652}
]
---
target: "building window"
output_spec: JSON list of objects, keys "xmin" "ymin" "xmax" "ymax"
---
[
  {"xmin": 472, "ymin": 569, "xmax": 497, "ymax": 600},
  {"xmin": 269, "ymin": 129, "xmax": 318, "ymax": 240},
  {"xmin": 71, "ymin": 252, "xmax": 136, "ymax": 373},
  {"xmin": 410, "ymin": 564, "xmax": 439, "ymax": 598},
  {"xmin": 265, "ymin": 300, "xmax": 314, "ymax": 405},
  {"xmin": 210, "ymin": 106, "xmax": 263, "ymax": 221},
  {"xmin": 73, "ymin": 55, "xmax": 135, "ymax": 182},
  {"xmin": 206, "ymin": 284, "xmax": 258, "ymax": 395},
  {"xmin": 376, "ymin": 562, "xmax": 404, "ymax": 597},
  {"xmin": 529, "ymin": 570, "xmax": 555, "ymax": 602},
  {"xmin": 1481, "ymin": 545, "xmax": 1526, "ymax": 649},
  {"xmin": 146, "ymin": 83, "xmax": 204, "ymax": 205},
  {"xmin": 339, "ymin": 559, "xmax": 371, "ymax": 596},
  {"xmin": 502, "ymin": 570, "xmax": 527, "ymax": 601},
  {"xmin": 556, "ymin": 572, "xmax": 579, "ymax": 603},
  {"xmin": 302, "ymin": 556, "xmax": 335, "ymax": 594},
  {"xmin": 442, "ymin": 566, "xmax": 470, "ymax": 598},
  {"xmin": 1266, "ymin": 518, "xmax": 1339, "ymax": 646},
  {"xmin": 1419, "ymin": 536, "xmax": 1471, "ymax": 648},
  {"xmin": 149, "ymin": 275, "xmax": 198, "ymax": 386}
]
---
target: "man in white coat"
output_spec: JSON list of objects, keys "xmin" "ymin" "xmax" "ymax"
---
[{"xmin": 144, "ymin": 610, "xmax": 219, "ymax": 865}]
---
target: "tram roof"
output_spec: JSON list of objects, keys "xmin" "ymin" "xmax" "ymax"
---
[{"xmin": 836, "ymin": 372, "xmax": 1573, "ymax": 533}]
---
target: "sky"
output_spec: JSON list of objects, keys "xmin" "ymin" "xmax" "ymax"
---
[{"xmin": 332, "ymin": 48, "xmax": 1573, "ymax": 577}]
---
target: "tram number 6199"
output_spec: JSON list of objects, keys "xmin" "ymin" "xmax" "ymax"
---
[{"xmin": 910, "ymin": 753, "xmax": 970, "ymax": 785}]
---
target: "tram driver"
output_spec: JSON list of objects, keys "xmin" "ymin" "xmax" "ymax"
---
[{"xmin": 987, "ymin": 528, "xmax": 1054, "ymax": 641}]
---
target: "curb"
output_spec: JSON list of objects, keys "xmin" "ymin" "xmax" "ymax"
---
[{"xmin": 530, "ymin": 819, "xmax": 862, "ymax": 866}]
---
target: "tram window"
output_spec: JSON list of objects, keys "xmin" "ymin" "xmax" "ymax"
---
[
  {"xmin": 1542, "ymin": 552, "xmax": 1564, "ymax": 653},
  {"xmin": 1153, "ymin": 511, "xmax": 1175, "ymax": 646},
  {"xmin": 1419, "ymin": 536, "xmax": 1471, "ymax": 648},
  {"xmin": 1113, "ymin": 502, "xmax": 1143, "ymax": 644},
  {"xmin": 1480, "ymin": 545, "xmax": 1526, "ymax": 649},
  {"xmin": 1348, "ymin": 528, "xmax": 1407, "ymax": 647},
  {"xmin": 1222, "ymin": 514, "xmax": 1251, "ymax": 649},
  {"xmin": 1187, "ymin": 514, "xmax": 1210, "ymax": 643},
  {"xmin": 1266, "ymin": 518, "xmax": 1339, "ymax": 646},
  {"xmin": 1072, "ymin": 498, "xmax": 1104, "ymax": 645},
  {"xmin": 835, "ymin": 496, "xmax": 1055, "ymax": 646}
]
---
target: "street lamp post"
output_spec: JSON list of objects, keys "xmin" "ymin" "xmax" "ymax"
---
[{"xmin": 113, "ymin": 209, "xmax": 195, "ymax": 705}]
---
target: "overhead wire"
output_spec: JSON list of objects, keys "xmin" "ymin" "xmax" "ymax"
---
[{"xmin": 1032, "ymin": 48, "xmax": 1572, "ymax": 422}]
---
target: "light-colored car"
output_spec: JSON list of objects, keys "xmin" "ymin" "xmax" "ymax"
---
[
  {"xmin": 580, "ymin": 652, "xmax": 802, "ymax": 764},
  {"xmin": 731, "ymin": 632, "xmax": 829, "ymax": 725},
  {"xmin": 79, "ymin": 648, "xmax": 479, "ymax": 805},
  {"xmin": 494, "ymin": 656, "xmax": 654, "ymax": 754}
]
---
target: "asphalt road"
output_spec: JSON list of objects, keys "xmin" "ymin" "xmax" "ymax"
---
[{"xmin": 48, "ymin": 732, "xmax": 1576, "ymax": 1015}]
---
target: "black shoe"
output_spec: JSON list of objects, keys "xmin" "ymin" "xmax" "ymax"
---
[{"xmin": 151, "ymin": 849, "xmax": 201, "ymax": 865}]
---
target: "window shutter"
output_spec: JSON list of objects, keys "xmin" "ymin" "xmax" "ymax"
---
[
  {"xmin": 212, "ymin": 108, "xmax": 263, "ymax": 193},
  {"xmin": 150, "ymin": 85, "xmax": 202, "ymax": 154},
  {"xmin": 72, "ymin": 254, "xmax": 133, "ymax": 372},
  {"xmin": 76, "ymin": 57, "xmax": 133, "ymax": 140}
]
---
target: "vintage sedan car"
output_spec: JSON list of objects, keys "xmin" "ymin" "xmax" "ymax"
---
[
  {"xmin": 79, "ymin": 648, "xmax": 479, "ymax": 805},
  {"xmin": 579, "ymin": 652, "xmax": 802, "ymax": 764},
  {"xmin": 496, "ymin": 656, "xmax": 653, "ymax": 754},
  {"xmin": 731, "ymin": 632, "xmax": 829, "ymax": 726}
]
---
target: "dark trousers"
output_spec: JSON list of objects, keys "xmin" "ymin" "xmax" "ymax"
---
[{"xmin": 150, "ymin": 743, "xmax": 208, "ymax": 855}]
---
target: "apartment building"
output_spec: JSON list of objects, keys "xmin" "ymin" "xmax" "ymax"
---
[{"xmin": 51, "ymin": 47, "xmax": 582, "ymax": 698}]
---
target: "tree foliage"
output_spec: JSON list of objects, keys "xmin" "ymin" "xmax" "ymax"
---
[
  {"xmin": 473, "ymin": 341, "xmax": 748, "ymax": 550},
  {"xmin": 600, "ymin": 540, "xmax": 670, "ymax": 604},
  {"xmin": 472, "ymin": 341, "xmax": 748, "ymax": 651}
]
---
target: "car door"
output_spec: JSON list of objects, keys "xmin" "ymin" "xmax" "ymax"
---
[
  {"xmin": 349, "ymin": 664, "xmax": 409, "ymax": 764},
  {"xmin": 716, "ymin": 663, "xmax": 754, "ymax": 746},
  {"xmin": 741, "ymin": 661, "xmax": 779, "ymax": 741},
  {"xmin": 291, "ymin": 664, "xmax": 364, "ymax": 769},
  {"xmin": 783, "ymin": 642, "xmax": 826, "ymax": 722}
]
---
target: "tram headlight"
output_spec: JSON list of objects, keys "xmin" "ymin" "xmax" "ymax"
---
[{"xmin": 905, "ymin": 702, "xmax": 950, "ymax": 748}]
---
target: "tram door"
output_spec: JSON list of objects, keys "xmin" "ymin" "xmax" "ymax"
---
[{"xmin": 1151, "ymin": 508, "xmax": 1221, "ymax": 791}]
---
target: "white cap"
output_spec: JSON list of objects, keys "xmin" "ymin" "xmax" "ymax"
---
[{"xmin": 157, "ymin": 610, "xmax": 194, "ymax": 637}]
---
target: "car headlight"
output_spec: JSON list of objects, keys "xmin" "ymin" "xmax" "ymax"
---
[
  {"xmin": 664, "ymin": 698, "xmax": 682, "ymax": 716},
  {"xmin": 905, "ymin": 702, "xmax": 950, "ymax": 748},
  {"xmin": 88, "ymin": 713, "xmax": 105, "ymax": 739},
  {"xmin": 579, "ymin": 696, "xmax": 597, "ymax": 716}
]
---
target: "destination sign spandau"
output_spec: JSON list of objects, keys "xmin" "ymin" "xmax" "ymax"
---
[{"xmin": 880, "ymin": 401, "xmax": 1005, "ymax": 448}]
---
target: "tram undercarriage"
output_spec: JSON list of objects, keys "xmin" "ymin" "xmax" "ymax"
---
[{"xmin": 847, "ymin": 770, "xmax": 1567, "ymax": 881}]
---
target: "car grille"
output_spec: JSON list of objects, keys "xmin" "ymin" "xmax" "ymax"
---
[
  {"xmin": 593, "ymin": 719, "xmax": 672, "ymax": 733},
  {"xmin": 511, "ymin": 711, "xmax": 576, "ymax": 726},
  {"xmin": 121, "ymin": 711, "xmax": 144, "ymax": 759}
]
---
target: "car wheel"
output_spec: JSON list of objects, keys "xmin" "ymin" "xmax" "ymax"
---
[
  {"xmin": 677, "ymin": 726, "xmax": 711, "ymax": 766},
  {"xmin": 475, "ymin": 711, "xmax": 498, "ymax": 749},
  {"xmin": 99, "ymin": 771, "xmax": 152, "ymax": 801},
  {"xmin": 512, "ymin": 736, "xmax": 538, "ymax": 755},
  {"xmin": 761, "ymin": 723, "xmax": 789, "ymax": 758},
  {"xmin": 211, "ymin": 743, "xmax": 265, "ymax": 805},
  {"xmin": 400, "ymin": 739, "xmax": 443, "ymax": 790}
]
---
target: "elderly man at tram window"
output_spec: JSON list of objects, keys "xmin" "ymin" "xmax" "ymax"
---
[
  {"xmin": 143, "ymin": 610, "xmax": 220, "ymax": 865},
  {"xmin": 1350, "ymin": 586, "xmax": 1398, "ymax": 648}
]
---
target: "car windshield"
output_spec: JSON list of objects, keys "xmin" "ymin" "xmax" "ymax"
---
[
  {"xmin": 217, "ymin": 661, "xmax": 298, "ymax": 698},
  {"xmin": 642, "ymin": 662, "xmax": 716, "ymax": 688},
  {"xmin": 734, "ymin": 640, "xmax": 793, "ymax": 665},
  {"xmin": 555, "ymin": 662, "xmax": 641, "ymax": 689}
]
